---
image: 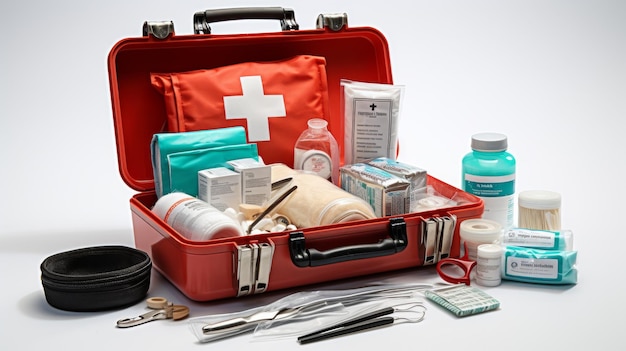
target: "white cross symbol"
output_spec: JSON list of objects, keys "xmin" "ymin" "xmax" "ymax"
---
[{"xmin": 223, "ymin": 75, "xmax": 286, "ymax": 141}]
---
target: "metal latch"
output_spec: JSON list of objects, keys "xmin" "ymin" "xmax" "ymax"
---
[
  {"xmin": 316, "ymin": 13, "xmax": 348, "ymax": 31},
  {"xmin": 142, "ymin": 21, "xmax": 175, "ymax": 39},
  {"xmin": 235, "ymin": 242, "xmax": 275, "ymax": 296},
  {"xmin": 421, "ymin": 215, "xmax": 457, "ymax": 265}
]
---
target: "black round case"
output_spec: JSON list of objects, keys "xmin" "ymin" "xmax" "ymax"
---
[{"xmin": 40, "ymin": 245, "xmax": 152, "ymax": 312}]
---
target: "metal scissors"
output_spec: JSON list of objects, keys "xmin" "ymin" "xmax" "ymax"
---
[
  {"xmin": 116, "ymin": 297, "xmax": 190, "ymax": 328},
  {"xmin": 435, "ymin": 243, "xmax": 476, "ymax": 285}
]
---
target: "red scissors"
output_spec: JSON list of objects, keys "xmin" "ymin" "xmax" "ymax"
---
[{"xmin": 435, "ymin": 243, "xmax": 476, "ymax": 285}]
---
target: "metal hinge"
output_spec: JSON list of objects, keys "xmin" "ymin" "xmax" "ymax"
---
[
  {"xmin": 235, "ymin": 242, "xmax": 275, "ymax": 296},
  {"xmin": 421, "ymin": 215, "xmax": 457, "ymax": 265},
  {"xmin": 316, "ymin": 13, "xmax": 348, "ymax": 31},
  {"xmin": 142, "ymin": 21, "xmax": 175, "ymax": 39}
]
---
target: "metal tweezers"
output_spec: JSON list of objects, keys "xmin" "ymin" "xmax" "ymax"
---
[
  {"xmin": 202, "ymin": 300, "xmax": 327, "ymax": 335},
  {"xmin": 297, "ymin": 303, "xmax": 424, "ymax": 344}
]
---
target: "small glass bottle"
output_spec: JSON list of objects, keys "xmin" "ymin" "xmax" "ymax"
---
[
  {"xmin": 294, "ymin": 118, "xmax": 340, "ymax": 185},
  {"xmin": 462, "ymin": 132, "xmax": 516, "ymax": 229}
]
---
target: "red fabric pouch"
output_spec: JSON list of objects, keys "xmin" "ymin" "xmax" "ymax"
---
[{"xmin": 150, "ymin": 55, "xmax": 330, "ymax": 166}]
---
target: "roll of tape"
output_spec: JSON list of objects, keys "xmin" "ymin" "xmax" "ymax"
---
[
  {"xmin": 460, "ymin": 219, "xmax": 503, "ymax": 261},
  {"xmin": 146, "ymin": 296, "xmax": 169, "ymax": 309},
  {"xmin": 460, "ymin": 219, "xmax": 503, "ymax": 238}
]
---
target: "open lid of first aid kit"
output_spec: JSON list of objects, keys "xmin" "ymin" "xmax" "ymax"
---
[{"xmin": 108, "ymin": 7, "xmax": 393, "ymax": 192}]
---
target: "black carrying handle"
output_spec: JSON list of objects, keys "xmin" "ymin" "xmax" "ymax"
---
[
  {"xmin": 289, "ymin": 218, "xmax": 407, "ymax": 267},
  {"xmin": 193, "ymin": 7, "xmax": 299, "ymax": 34}
]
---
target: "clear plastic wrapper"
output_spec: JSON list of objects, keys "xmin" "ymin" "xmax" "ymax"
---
[
  {"xmin": 412, "ymin": 185, "xmax": 463, "ymax": 211},
  {"xmin": 340, "ymin": 79, "xmax": 405, "ymax": 164},
  {"xmin": 252, "ymin": 294, "xmax": 425, "ymax": 341},
  {"xmin": 188, "ymin": 283, "xmax": 433, "ymax": 343}
]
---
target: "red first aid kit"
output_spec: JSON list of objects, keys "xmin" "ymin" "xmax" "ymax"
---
[{"xmin": 108, "ymin": 7, "xmax": 484, "ymax": 301}]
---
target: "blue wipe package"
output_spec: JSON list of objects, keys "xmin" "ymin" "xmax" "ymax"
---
[{"xmin": 502, "ymin": 246, "xmax": 578, "ymax": 285}]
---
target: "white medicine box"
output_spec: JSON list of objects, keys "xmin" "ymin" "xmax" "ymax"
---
[
  {"xmin": 227, "ymin": 158, "xmax": 271, "ymax": 206},
  {"xmin": 198, "ymin": 167, "xmax": 242, "ymax": 211}
]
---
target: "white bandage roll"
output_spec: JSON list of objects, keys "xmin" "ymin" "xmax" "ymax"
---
[
  {"xmin": 270, "ymin": 164, "xmax": 376, "ymax": 228},
  {"xmin": 459, "ymin": 219, "xmax": 503, "ymax": 262},
  {"xmin": 152, "ymin": 192, "xmax": 244, "ymax": 241}
]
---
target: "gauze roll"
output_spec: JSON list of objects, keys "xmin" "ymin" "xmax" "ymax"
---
[
  {"xmin": 460, "ymin": 219, "xmax": 503, "ymax": 261},
  {"xmin": 152, "ymin": 192, "xmax": 244, "ymax": 241},
  {"xmin": 270, "ymin": 164, "xmax": 376, "ymax": 228}
]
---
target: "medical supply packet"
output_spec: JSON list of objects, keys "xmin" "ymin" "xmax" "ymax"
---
[
  {"xmin": 425, "ymin": 284, "xmax": 500, "ymax": 317},
  {"xmin": 150, "ymin": 127, "xmax": 247, "ymax": 198},
  {"xmin": 341, "ymin": 79, "xmax": 404, "ymax": 164},
  {"xmin": 366, "ymin": 157, "xmax": 428, "ymax": 212},
  {"xmin": 502, "ymin": 228, "xmax": 574, "ymax": 251},
  {"xmin": 501, "ymin": 246, "xmax": 578, "ymax": 285},
  {"xmin": 168, "ymin": 144, "xmax": 259, "ymax": 198},
  {"xmin": 340, "ymin": 163, "xmax": 410, "ymax": 216}
]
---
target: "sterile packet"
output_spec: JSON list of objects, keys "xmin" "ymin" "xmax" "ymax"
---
[
  {"xmin": 501, "ymin": 246, "xmax": 578, "ymax": 285},
  {"xmin": 425, "ymin": 284, "xmax": 500, "ymax": 317},
  {"xmin": 252, "ymin": 294, "xmax": 425, "ymax": 341},
  {"xmin": 187, "ymin": 283, "xmax": 433, "ymax": 343},
  {"xmin": 341, "ymin": 79, "xmax": 405, "ymax": 164},
  {"xmin": 501, "ymin": 228, "xmax": 574, "ymax": 251}
]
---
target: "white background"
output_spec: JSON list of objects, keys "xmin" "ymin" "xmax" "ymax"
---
[{"xmin": 1, "ymin": 0, "xmax": 625, "ymax": 350}]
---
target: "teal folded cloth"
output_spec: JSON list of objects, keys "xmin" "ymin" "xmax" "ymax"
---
[
  {"xmin": 151, "ymin": 127, "xmax": 248, "ymax": 197},
  {"xmin": 168, "ymin": 144, "xmax": 259, "ymax": 197}
]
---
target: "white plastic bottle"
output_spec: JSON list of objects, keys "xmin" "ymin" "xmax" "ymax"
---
[
  {"xmin": 294, "ymin": 118, "xmax": 340, "ymax": 185},
  {"xmin": 476, "ymin": 244, "xmax": 504, "ymax": 287},
  {"xmin": 462, "ymin": 132, "xmax": 516, "ymax": 229},
  {"xmin": 152, "ymin": 192, "xmax": 244, "ymax": 241}
]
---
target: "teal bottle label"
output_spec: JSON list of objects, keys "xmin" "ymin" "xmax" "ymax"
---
[
  {"xmin": 464, "ymin": 173, "xmax": 515, "ymax": 228},
  {"xmin": 464, "ymin": 174, "xmax": 515, "ymax": 197}
]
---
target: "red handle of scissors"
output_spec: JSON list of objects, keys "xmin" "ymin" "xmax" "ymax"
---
[{"xmin": 436, "ymin": 257, "xmax": 476, "ymax": 285}]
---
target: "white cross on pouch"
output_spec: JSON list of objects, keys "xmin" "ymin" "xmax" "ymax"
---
[{"xmin": 223, "ymin": 75, "xmax": 286, "ymax": 141}]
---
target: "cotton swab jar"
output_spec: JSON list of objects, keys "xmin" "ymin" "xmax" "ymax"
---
[{"xmin": 518, "ymin": 190, "xmax": 561, "ymax": 231}]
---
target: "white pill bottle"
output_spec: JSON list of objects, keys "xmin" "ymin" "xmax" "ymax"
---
[
  {"xmin": 476, "ymin": 244, "xmax": 504, "ymax": 287},
  {"xmin": 152, "ymin": 192, "xmax": 243, "ymax": 241}
]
